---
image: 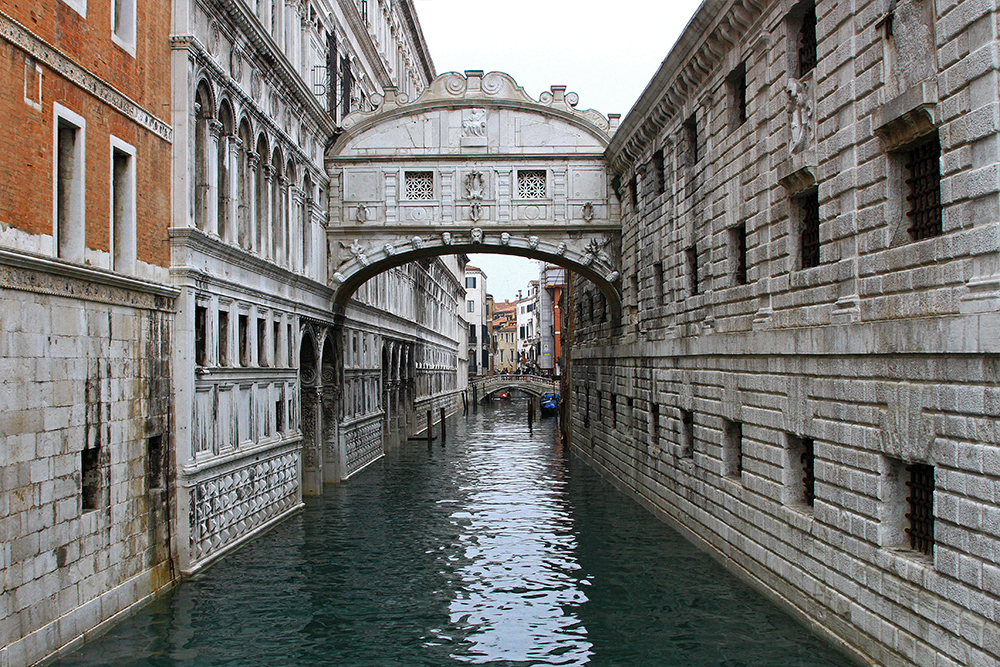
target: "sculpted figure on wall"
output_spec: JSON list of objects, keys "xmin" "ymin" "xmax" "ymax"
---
[
  {"xmin": 463, "ymin": 108, "xmax": 487, "ymax": 137},
  {"xmin": 786, "ymin": 78, "xmax": 812, "ymax": 153}
]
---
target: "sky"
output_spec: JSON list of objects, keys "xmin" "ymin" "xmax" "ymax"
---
[{"xmin": 411, "ymin": 0, "xmax": 705, "ymax": 300}]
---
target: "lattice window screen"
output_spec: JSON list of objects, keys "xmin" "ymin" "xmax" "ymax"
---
[
  {"xmin": 518, "ymin": 170, "xmax": 546, "ymax": 199},
  {"xmin": 405, "ymin": 171, "xmax": 434, "ymax": 200}
]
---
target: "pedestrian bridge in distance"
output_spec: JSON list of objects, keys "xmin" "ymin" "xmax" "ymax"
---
[
  {"xmin": 470, "ymin": 374, "xmax": 559, "ymax": 400},
  {"xmin": 325, "ymin": 70, "xmax": 623, "ymax": 316}
]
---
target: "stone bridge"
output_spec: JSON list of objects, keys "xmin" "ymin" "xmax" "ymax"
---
[
  {"xmin": 325, "ymin": 70, "xmax": 623, "ymax": 313},
  {"xmin": 470, "ymin": 374, "xmax": 559, "ymax": 400}
]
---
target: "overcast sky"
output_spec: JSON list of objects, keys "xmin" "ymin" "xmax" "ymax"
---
[{"xmin": 412, "ymin": 0, "xmax": 704, "ymax": 300}]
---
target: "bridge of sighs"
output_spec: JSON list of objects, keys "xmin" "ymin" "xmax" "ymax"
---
[{"xmin": 325, "ymin": 70, "xmax": 623, "ymax": 310}]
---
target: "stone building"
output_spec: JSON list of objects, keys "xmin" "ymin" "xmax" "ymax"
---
[
  {"xmin": 462, "ymin": 264, "xmax": 489, "ymax": 376},
  {"xmin": 492, "ymin": 299, "xmax": 518, "ymax": 373},
  {"xmin": 570, "ymin": 0, "xmax": 1000, "ymax": 665},
  {"xmin": 0, "ymin": 0, "xmax": 176, "ymax": 662},
  {"xmin": 538, "ymin": 263, "xmax": 566, "ymax": 376}
]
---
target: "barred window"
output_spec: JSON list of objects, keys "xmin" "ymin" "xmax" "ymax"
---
[
  {"xmin": 798, "ymin": 190, "xmax": 820, "ymax": 269},
  {"xmin": 731, "ymin": 223, "xmax": 748, "ymax": 285},
  {"xmin": 905, "ymin": 135, "xmax": 943, "ymax": 241},
  {"xmin": 518, "ymin": 170, "xmax": 546, "ymax": 199},
  {"xmin": 905, "ymin": 463, "xmax": 935, "ymax": 556},
  {"xmin": 797, "ymin": 3, "xmax": 817, "ymax": 77},
  {"xmin": 405, "ymin": 171, "xmax": 434, "ymax": 200}
]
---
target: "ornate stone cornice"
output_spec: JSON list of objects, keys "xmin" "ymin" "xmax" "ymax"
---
[
  {"xmin": 0, "ymin": 9, "xmax": 172, "ymax": 142},
  {"xmin": 606, "ymin": 0, "xmax": 767, "ymax": 174}
]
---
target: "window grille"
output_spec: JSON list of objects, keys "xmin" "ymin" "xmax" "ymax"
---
[
  {"xmin": 905, "ymin": 136, "xmax": 943, "ymax": 241},
  {"xmin": 518, "ymin": 170, "xmax": 546, "ymax": 199},
  {"xmin": 686, "ymin": 245, "xmax": 699, "ymax": 295},
  {"xmin": 731, "ymin": 63, "xmax": 748, "ymax": 125},
  {"xmin": 798, "ymin": 5, "xmax": 817, "ymax": 77},
  {"xmin": 799, "ymin": 191, "xmax": 820, "ymax": 268},
  {"xmin": 801, "ymin": 438, "xmax": 815, "ymax": 506},
  {"xmin": 905, "ymin": 463, "xmax": 934, "ymax": 555},
  {"xmin": 653, "ymin": 149, "xmax": 665, "ymax": 195},
  {"xmin": 405, "ymin": 171, "xmax": 434, "ymax": 200},
  {"xmin": 630, "ymin": 173, "xmax": 638, "ymax": 212},
  {"xmin": 684, "ymin": 116, "xmax": 698, "ymax": 166}
]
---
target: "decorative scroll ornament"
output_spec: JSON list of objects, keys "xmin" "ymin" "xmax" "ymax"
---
[
  {"xmin": 411, "ymin": 236, "xmax": 424, "ymax": 249},
  {"xmin": 471, "ymin": 228, "xmax": 483, "ymax": 244},
  {"xmin": 500, "ymin": 232, "xmax": 511, "ymax": 246},
  {"xmin": 333, "ymin": 272, "xmax": 346, "ymax": 283},
  {"xmin": 356, "ymin": 204, "xmax": 369, "ymax": 223},
  {"xmin": 787, "ymin": 78, "xmax": 813, "ymax": 153},
  {"xmin": 442, "ymin": 232, "xmax": 452, "ymax": 245},
  {"xmin": 528, "ymin": 236, "xmax": 539, "ymax": 250},
  {"xmin": 582, "ymin": 202, "xmax": 595, "ymax": 221},
  {"xmin": 463, "ymin": 108, "xmax": 488, "ymax": 136},
  {"xmin": 466, "ymin": 171, "xmax": 485, "ymax": 199}
]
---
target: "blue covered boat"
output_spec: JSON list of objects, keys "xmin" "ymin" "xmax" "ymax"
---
[{"xmin": 540, "ymin": 393, "xmax": 559, "ymax": 415}]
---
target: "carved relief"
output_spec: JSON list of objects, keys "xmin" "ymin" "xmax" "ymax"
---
[
  {"xmin": 356, "ymin": 204, "xmax": 369, "ymax": 223},
  {"xmin": 582, "ymin": 202, "xmax": 595, "ymax": 221},
  {"xmin": 463, "ymin": 109, "xmax": 487, "ymax": 137},
  {"xmin": 470, "ymin": 228, "xmax": 483, "ymax": 244},
  {"xmin": 786, "ymin": 78, "xmax": 813, "ymax": 153}
]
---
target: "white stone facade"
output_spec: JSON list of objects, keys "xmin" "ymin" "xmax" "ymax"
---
[{"xmin": 570, "ymin": 0, "xmax": 1000, "ymax": 665}]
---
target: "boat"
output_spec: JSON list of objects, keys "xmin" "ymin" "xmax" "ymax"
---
[
  {"xmin": 540, "ymin": 393, "xmax": 559, "ymax": 415},
  {"xmin": 497, "ymin": 391, "xmax": 511, "ymax": 400}
]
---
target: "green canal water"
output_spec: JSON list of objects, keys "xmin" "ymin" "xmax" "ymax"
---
[{"xmin": 55, "ymin": 396, "xmax": 858, "ymax": 666}]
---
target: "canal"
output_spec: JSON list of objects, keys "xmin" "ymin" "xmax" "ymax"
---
[{"xmin": 55, "ymin": 395, "xmax": 858, "ymax": 667}]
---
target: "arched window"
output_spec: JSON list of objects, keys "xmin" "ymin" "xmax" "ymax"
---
[{"xmin": 194, "ymin": 82, "xmax": 214, "ymax": 232}]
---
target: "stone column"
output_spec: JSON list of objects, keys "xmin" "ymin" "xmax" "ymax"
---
[
  {"xmin": 260, "ymin": 165, "xmax": 273, "ymax": 261},
  {"xmin": 224, "ymin": 135, "xmax": 241, "ymax": 244},
  {"xmin": 247, "ymin": 152, "xmax": 260, "ymax": 253},
  {"xmin": 206, "ymin": 119, "xmax": 223, "ymax": 237},
  {"xmin": 291, "ymin": 186, "xmax": 305, "ymax": 273},
  {"xmin": 301, "ymin": 385, "xmax": 323, "ymax": 495}
]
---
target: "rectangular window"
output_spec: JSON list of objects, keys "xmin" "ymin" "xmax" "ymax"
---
[
  {"xmin": 112, "ymin": 0, "xmax": 137, "ymax": 55},
  {"xmin": 729, "ymin": 62, "xmax": 748, "ymax": 126},
  {"xmin": 797, "ymin": 190, "xmax": 820, "ymax": 268},
  {"xmin": 466, "ymin": 276, "xmax": 477, "ymax": 289},
  {"xmin": 54, "ymin": 105, "xmax": 86, "ymax": 263},
  {"xmin": 786, "ymin": 434, "xmax": 815, "ymax": 507},
  {"xmin": 405, "ymin": 171, "xmax": 434, "ymax": 200},
  {"xmin": 681, "ymin": 409, "xmax": 694, "ymax": 458},
  {"xmin": 730, "ymin": 223, "xmax": 748, "ymax": 285},
  {"xmin": 467, "ymin": 299, "xmax": 475, "ymax": 312},
  {"xmin": 597, "ymin": 390, "xmax": 602, "ymax": 422},
  {"xmin": 651, "ymin": 403, "xmax": 660, "ymax": 440},
  {"xmin": 81, "ymin": 446, "xmax": 103, "ymax": 511},
  {"xmin": 110, "ymin": 138, "xmax": 136, "ymax": 274},
  {"xmin": 257, "ymin": 317, "xmax": 268, "ymax": 367},
  {"xmin": 526, "ymin": 303, "xmax": 534, "ymax": 312},
  {"xmin": 686, "ymin": 244, "xmax": 699, "ymax": 295},
  {"xmin": 517, "ymin": 170, "xmax": 546, "ymax": 199},
  {"xmin": 147, "ymin": 435, "xmax": 164, "ymax": 492},
  {"xmin": 218, "ymin": 310, "xmax": 229, "ymax": 366},
  {"xmin": 584, "ymin": 388, "xmax": 590, "ymax": 427},
  {"xmin": 611, "ymin": 393, "xmax": 617, "ymax": 428},
  {"xmin": 273, "ymin": 321, "xmax": 281, "ymax": 367},
  {"xmin": 630, "ymin": 173, "xmax": 639, "ymax": 213},
  {"xmin": 195, "ymin": 305, "xmax": 207, "ymax": 366},
  {"xmin": 239, "ymin": 314, "xmax": 250, "ymax": 366},
  {"xmin": 652, "ymin": 149, "xmax": 665, "ymax": 195},
  {"xmin": 906, "ymin": 463, "xmax": 935, "ymax": 555},
  {"xmin": 683, "ymin": 115, "xmax": 698, "ymax": 167},
  {"xmin": 796, "ymin": 3, "xmax": 818, "ymax": 78},
  {"xmin": 275, "ymin": 387, "xmax": 285, "ymax": 434},
  {"xmin": 905, "ymin": 134, "xmax": 943, "ymax": 241},
  {"xmin": 654, "ymin": 261, "xmax": 665, "ymax": 305},
  {"xmin": 722, "ymin": 419, "xmax": 743, "ymax": 479}
]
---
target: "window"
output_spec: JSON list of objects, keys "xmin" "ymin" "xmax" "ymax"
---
[
  {"xmin": 730, "ymin": 223, "xmax": 748, "ymax": 285},
  {"xmin": 629, "ymin": 173, "xmax": 638, "ymax": 213},
  {"xmin": 654, "ymin": 261, "xmax": 665, "ymax": 305},
  {"xmin": 61, "ymin": 0, "xmax": 86, "ymax": 18},
  {"xmin": 796, "ymin": 2, "xmax": 817, "ymax": 77},
  {"xmin": 110, "ymin": 138, "xmax": 136, "ymax": 274},
  {"xmin": 597, "ymin": 390, "xmax": 602, "ymax": 421},
  {"xmin": 584, "ymin": 388, "xmax": 590, "ymax": 427},
  {"xmin": 905, "ymin": 134, "xmax": 943, "ymax": 241},
  {"xmin": 405, "ymin": 171, "xmax": 433, "ymax": 200},
  {"xmin": 81, "ymin": 446, "xmax": 103, "ymax": 511},
  {"xmin": 686, "ymin": 244, "xmax": 699, "ymax": 295},
  {"xmin": 218, "ymin": 310, "xmax": 229, "ymax": 366},
  {"xmin": 680, "ymin": 409, "xmax": 694, "ymax": 458},
  {"xmin": 611, "ymin": 393, "xmax": 617, "ymax": 428},
  {"xmin": 467, "ymin": 300, "xmax": 475, "ymax": 313},
  {"xmin": 683, "ymin": 115, "xmax": 698, "ymax": 167},
  {"xmin": 517, "ymin": 170, "xmax": 546, "ymax": 199},
  {"xmin": 785, "ymin": 434, "xmax": 815, "ymax": 507},
  {"xmin": 195, "ymin": 305, "xmax": 207, "ymax": 366},
  {"xmin": 466, "ymin": 276, "xmax": 477, "ymax": 289},
  {"xmin": 526, "ymin": 303, "xmax": 534, "ymax": 312},
  {"xmin": 729, "ymin": 62, "xmax": 748, "ymax": 126},
  {"xmin": 722, "ymin": 419, "xmax": 743, "ymax": 479},
  {"xmin": 797, "ymin": 190, "xmax": 820, "ymax": 268},
  {"xmin": 54, "ymin": 104, "xmax": 86, "ymax": 263},
  {"xmin": 273, "ymin": 321, "xmax": 281, "ymax": 367},
  {"xmin": 275, "ymin": 387, "xmax": 285, "ymax": 434},
  {"xmin": 651, "ymin": 403, "xmax": 660, "ymax": 440},
  {"xmin": 257, "ymin": 317, "xmax": 268, "ymax": 366},
  {"xmin": 112, "ymin": 0, "xmax": 137, "ymax": 55},
  {"xmin": 883, "ymin": 458, "xmax": 935, "ymax": 557},
  {"xmin": 652, "ymin": 149, "xmax": 665, "ymax": 195},
  {"xmin": 238, "ymin": 314, "xmax": 250, "ymax": 366}
]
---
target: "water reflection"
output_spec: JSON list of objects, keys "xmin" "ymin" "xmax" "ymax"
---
[{"xmin": 53, "ymin": 394, "xmax": 858, "ymax": 667}]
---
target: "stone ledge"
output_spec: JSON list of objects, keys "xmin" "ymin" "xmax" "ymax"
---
[{"xmin": 874, "ymin": 80, "xmax": 938, "ymax": 151}]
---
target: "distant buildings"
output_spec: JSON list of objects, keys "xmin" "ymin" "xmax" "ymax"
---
[{"xmin": 463, "ymin": 265, "xmax": 489, "ymax": 377}]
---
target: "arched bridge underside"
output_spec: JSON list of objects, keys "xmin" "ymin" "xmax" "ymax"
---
[
  {"xmin": 326, "ymin": 70, "xmax": 623, "ymax": 311},
  {"xmin": 472, "ymin": 374, "xmax": 559, "ymax": 399}
]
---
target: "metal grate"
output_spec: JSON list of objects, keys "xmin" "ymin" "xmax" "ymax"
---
[
  {"xmin": 801, "ymin": 438, "xmax": 815, "ymax": 506},
  {"xmin": 905, "ymin": 137, "xmax": 943, "ymax": 241},
  {"xmin": 405, "ymin": 171, "xmax": 434, "ymax": 200},
  {"xmin": 798, "ymin": 5, "xmax": 817, "ymax": 77},
  {"xmin": 518, "ymin": 170, "xmax": 546, "ymax": 199},
  {"xmin": 799, "ymin": 191, "xmax": 820, "ymax": 268},
  {"xmin": 905, "ymin": 463, "xmax": 935, "ymax": 556}
]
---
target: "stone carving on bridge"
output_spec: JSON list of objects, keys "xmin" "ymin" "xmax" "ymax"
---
[
  {"xmin": 582, "ymin": 202, "xmax": 595, "ymax": 221},
  {"xmin": 411, "ymin": 236, "xmax": 423, "ymax": 249},
  {"xmin": 583, "ymin": 237, "xmax": 612, "ymax": 266},
  {"xmin": 466, "ymin": 171, "xmax": 486, "ymax": 221},
  {"xmin": 470, "ymin": 228, "xmax": 483, "ymax": 244},
  {"xmin": 462, "ymin": 109, "xmax": 488, "ymax": 137},
  {"xmin": 501, "ymin": 232, "xmax": 511, "ymax": 245},
  {"xmin": 356, "ymin": 204, "xmax": 370, "ymax": 223},
  {"xmin": 528, "ymin": 236, "xmax": 539, "ymax": 249},
  {"xmin": 787, "ymin": 78, "xmax": 813, "ymax": 153},
  {"xmin": 442, "ymin": 232, "xmax": 452, "ymax": 245}
]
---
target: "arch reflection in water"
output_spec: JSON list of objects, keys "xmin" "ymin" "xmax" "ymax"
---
[{"xmin": 53, "ymin": 396, "xmax": 857, "ymax": 667}]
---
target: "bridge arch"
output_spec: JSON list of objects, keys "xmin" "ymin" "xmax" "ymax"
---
[{"xmin": 325, "ymin": 70, "xmax": 624, "ymax": 315}]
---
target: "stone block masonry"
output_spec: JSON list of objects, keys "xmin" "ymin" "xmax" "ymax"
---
[{"xmin": 576, "ymin": 0, "xmax": 1000, "ymax": 665}]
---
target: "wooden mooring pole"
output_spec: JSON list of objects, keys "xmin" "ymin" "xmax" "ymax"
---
[
  {"xmin": 528, "ymin": 399, "xmax": 535, "ymax": 426},
  {"xmin": 427, "ymin": 410, "xmax": 433, "ymax": 445},
  {"xmin": 440, "ymin": 407, "xmax": 446, "ymax": 443}
]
